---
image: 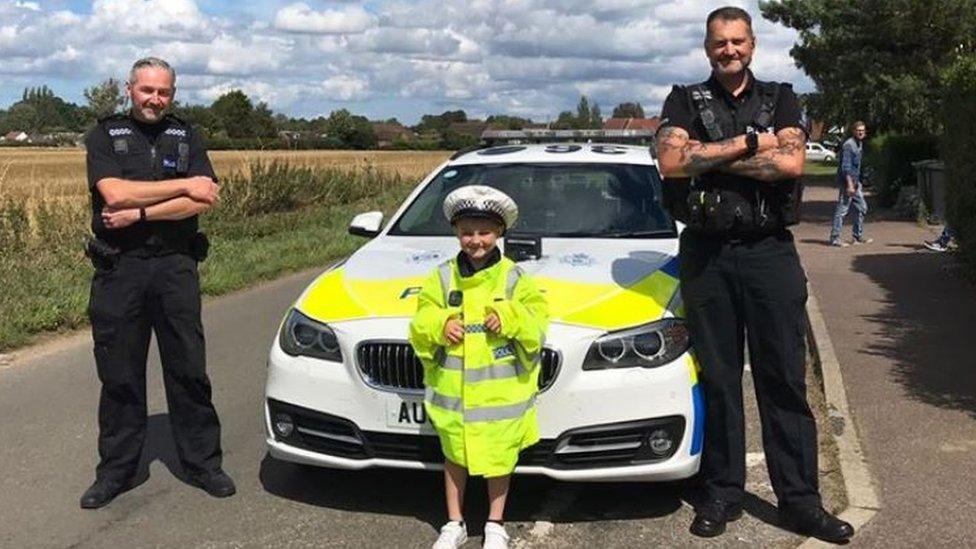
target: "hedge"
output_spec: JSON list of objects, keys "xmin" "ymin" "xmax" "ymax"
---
[
  {"xmin": 863, "ymin": 133, "xmax": 939, "ymax": 207},
  {"xmin": 940, "ymin": 54, "xmax": 976, "ymax": 277}
]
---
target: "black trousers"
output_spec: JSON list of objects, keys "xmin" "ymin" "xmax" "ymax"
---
[
  {"xmin": 88, "ymin": 252, "xmax": 222, "ymax": 484},
  {"xmin": 679, "ymin": 230, "xmax": 820, "ymax": 508}
]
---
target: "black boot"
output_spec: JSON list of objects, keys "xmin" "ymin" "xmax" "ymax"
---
[
  {"xmin": 189, "ymin": 469, "xmax": 236, "ymax": 498},
  {"xmin": 79, "ymin": 479, "xmax": 124, "ymax": 509},
  {"xmin": 780, "ymin": 505, "xmax": 854, "ymax": 543},
  {"xmin": 690, "ymin": 499, "xmax": 744, "ymax": 538}
]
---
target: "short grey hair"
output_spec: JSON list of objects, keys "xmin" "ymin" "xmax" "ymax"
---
[{"xmin": 129, "ymin": 57, "xmax": 176, "ymax": 87}]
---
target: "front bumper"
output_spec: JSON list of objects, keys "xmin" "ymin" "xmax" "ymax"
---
[{"xmin": 265, "ymin": 318, "xmax": 702, "ymax": 482}]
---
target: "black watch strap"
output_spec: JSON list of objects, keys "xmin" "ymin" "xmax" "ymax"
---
[
  {"xmin": 139, "ymin": 207, "xmax": 147, "ymax": 222},
  {"xmin": 745, "ymin": 131, "xmax": 759, "ymax": 154}
]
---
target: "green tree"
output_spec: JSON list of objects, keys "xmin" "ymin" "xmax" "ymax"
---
[
  {"xmin": 760, "ymin": 0, "xmax": 976, "ymax": 133},
  {"xmin": 325, "ymin": 109, "xmax": 376, "ymax": 149},
  {"xmin": 252, "ymin": 102, "xmax": 278, "ymax": 138},
  {"xmin": 611, "ymin": 102, "xmax": 645, "ymax": 118},
  {"xmin": 84, "ymin": 78, "xmax": 124, "ymax": 120},
  {"xmin": 551, "ymin": 110, "xmax": 577, "ymax": 130},
  {"xmin": 210, "ymin": 90, "xmax": 254, "ymax": 138},
  {"xmin": 485, "ymin": 115, "xmax": 533, "ymax": 130},
  {"xmin": 3, "ymin": 103, "xmax": 40, "ymax": 133},
  {"xmin": 575, "ymin": 96, "xmax": 590, "ymax": 127},
  {"xmin": 172, "ymin": 103, "xmax": 219, "ymax": 136},
  {"xmin": 590, "ymin": 102, "xmax": 602, "ymax": 128},
  {"xmin": 415, "ymin": 110, "xmax": 467, "ymax": 133}
]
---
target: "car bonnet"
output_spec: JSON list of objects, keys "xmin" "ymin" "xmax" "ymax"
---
[{"xmin": 295, "ymin": 236, "xmax": 681, "ymax": 332}]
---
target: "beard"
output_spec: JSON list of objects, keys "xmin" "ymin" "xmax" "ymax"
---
[{"xmin": 710, "ymin": 54, "xmax": 752, "ymax": 76}]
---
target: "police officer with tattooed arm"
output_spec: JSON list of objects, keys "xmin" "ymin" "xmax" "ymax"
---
[
  {"xmin": 80, "ymin": 57, "xmax": 235, "ymax": 509},
  {"xmin": 655, "ymin": 8, "xmax": 853, "ymax": 543}
]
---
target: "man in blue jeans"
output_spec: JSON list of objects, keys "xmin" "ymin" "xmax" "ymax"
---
[{"xmin": 828, "ymin": 121, "xmax": 872, "ymax": 246}]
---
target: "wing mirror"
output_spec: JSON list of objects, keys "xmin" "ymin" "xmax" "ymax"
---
[{"xmin": 348, "ymin": 211, "xmax": 384, "ymax": 238}]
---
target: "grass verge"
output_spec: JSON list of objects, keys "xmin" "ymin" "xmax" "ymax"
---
[{"xmin": 0, "ymin": 161, "xmax": 415, "ymax": 351}]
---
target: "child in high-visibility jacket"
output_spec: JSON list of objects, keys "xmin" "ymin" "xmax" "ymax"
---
[{"xmin": 409, "ymin": 185, "xmax": 548, "ymax": 549}]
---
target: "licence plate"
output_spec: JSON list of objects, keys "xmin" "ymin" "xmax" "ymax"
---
[{"xmin": 386, "ymin": 395, "xmax": 434, "ymax": 432}]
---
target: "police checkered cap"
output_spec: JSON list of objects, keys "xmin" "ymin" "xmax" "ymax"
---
[{"xmin": 443, "ymin": 185, "xmax": 518, "ymax": 230}]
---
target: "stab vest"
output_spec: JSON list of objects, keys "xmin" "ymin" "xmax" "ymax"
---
[
  {"xmin": 662, "ymin": 79, "xmax": 804, "ymax": 232},
  {"xmin": 91, "ymin": 113, "xmax": 198, "ymax": 251}
]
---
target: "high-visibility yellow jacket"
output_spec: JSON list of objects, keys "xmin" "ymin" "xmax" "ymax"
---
[{"xmin": 409, "ymin": 254, "xmax": 549, "ymax": 477}]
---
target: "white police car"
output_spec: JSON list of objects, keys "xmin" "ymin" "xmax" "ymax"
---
[{"xmin": 264, "ymin": 143, "xmax": 702, "ymax": 482}]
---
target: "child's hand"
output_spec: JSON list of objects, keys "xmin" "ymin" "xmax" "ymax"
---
[
  {"xmin": 484, "ymin": 311, "xmax": 502, "ymax": 334},
  {"xmin": 443, "ymin": 316, "xmax": 465, "ymax": 344}
]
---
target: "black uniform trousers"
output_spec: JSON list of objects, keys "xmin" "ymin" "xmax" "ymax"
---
[
  {"xmin": 88, "ymin": 251, "xmax": 222, "ymax": 484},
  {"xmin": 679, "ymin": 229, "xmax": 821, "ymax": 509}
]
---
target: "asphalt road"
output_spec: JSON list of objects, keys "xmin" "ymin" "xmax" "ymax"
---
[{"xmin": 0, "ymin": 267, "xmax": 805, "ymax": 548}]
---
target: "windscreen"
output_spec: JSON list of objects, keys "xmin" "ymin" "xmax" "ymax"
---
[{"xmin": 389, "ymin": 163, "xmax": 674, "ymax": 238}]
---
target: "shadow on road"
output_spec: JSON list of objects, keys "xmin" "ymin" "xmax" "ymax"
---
[
  {"xmin": 132, "ymin": 413, "xmax": 209, "ymax": 488},
  {"xmin": 258, "ymin": 453, "xmax": 692, "ymax": 531},
  {"xmin": 852, "ymin": 251, "xmax": 976, "ymax": 418}
]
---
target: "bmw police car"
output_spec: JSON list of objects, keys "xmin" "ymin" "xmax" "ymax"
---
[{"xmin": 264, "ymin": 143, "xmax": 703, "ymax": 482}]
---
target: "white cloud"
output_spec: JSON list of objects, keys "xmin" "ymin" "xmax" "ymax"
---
[
  {"xmin": 87, "ymin": 0, "xmax": 211, "ymax": 39},
  {"xmin": 274, "ymin": 3, "xmax": 374, "ymax": 34},
  {"xmin": 321, "ymin": 75, "xmax": 369, "ymax": 100},
  {"xmin": 0, "ymin": 0, "xmax": 813, "ymax": 122}
]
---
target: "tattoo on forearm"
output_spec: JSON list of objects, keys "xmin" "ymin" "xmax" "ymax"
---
[
  {"xmin": 723, "ymin": 128, "xmax": 805, "ymax": 179},
  {"xmin": 657, "ymin": 127, "xmax": 740, "ymax": 175}
]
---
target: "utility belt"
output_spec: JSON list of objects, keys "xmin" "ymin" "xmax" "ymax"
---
[
  {"xmin": 85, "ymin": 232, "xmax": 210, "ymax": 270},
  {"xmin": 664, "ymin": 177, "xmax": 803, "ymax": 235}
]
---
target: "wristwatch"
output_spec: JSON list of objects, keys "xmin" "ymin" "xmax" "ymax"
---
[
  {"xmin": 745, "ymin": 130, "xmax": 759, "ymax": 154},
  {"xmin": 139, "ymin": 207, "xmax": 147, "ymax": 222}
]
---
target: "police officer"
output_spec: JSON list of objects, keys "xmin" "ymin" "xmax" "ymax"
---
[
  {"xmin": 80, "ymin": 57, "xmax": 235, "ymax": 509},
  {"xmin": 655, "ymin": 8, "xmax": 853, "ymax": 543}
]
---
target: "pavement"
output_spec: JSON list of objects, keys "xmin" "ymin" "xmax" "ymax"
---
[{"xmin": 792, "ymin": 179, "xmax": 976, "ymax": 547}]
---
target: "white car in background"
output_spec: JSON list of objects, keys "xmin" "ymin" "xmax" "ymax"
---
[
  {"xmin": 805, "ymin": 142, "xmax": 836, "ymax": 163},
  {"xmin": 264, "ymin": 143, "xmax": 703, "ymax": 482}
]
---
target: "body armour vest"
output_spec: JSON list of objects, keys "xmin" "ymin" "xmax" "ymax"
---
[
  {"xmin": 662, "ymin": 79, "xmax": 803, "ymax": 234},
  {"xmin": 90, "ymin": 113, "xmax": 198, "ymax": 251}
]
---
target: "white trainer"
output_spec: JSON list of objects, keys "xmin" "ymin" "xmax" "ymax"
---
[
  {"xmin": 482, "ymin": 522, "xmax": 510, "ymax": 549},
  {"xmin": 432, "ymin": 521, "xmax": 468, "ymax": 549}
]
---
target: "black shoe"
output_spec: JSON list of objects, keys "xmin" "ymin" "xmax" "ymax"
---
[
  {"xmin": 689, "ymin": 499, "xmax": 744, "ymax": 538},
  {"xmin": 189, "ymin": 470, "xmax": 236, "ymax": 498},
  {"xmin": 79, "ymin": 479, "xmax": 123, "ymax": 509},
  {"xmin": 780, "ymin": 505, "xmax": 854, "ymax": 543}
]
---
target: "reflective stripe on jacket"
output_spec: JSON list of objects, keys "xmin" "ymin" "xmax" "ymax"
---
[{"xmin": 408, "ymin": 255, "xmax": 549, "ymax": 477}]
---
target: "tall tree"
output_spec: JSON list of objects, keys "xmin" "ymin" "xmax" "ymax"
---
[
  {"xmin": 84, "ymin": 78, "xmax": 124, "ymax": 120},
  {"xmin": 611, "ymin": 102, "xmax": 645, "ymax": 118},
  {"xmin": 210, "ymin": 90, "xmax": 254, "ymax": 138},
  {"xmin": 575, "ymin": 96, "xmax": 591, "ymax": 127},
  {"xmin": 590, "ymin": 102, "xmax": 602, "ymax": 128},
  {"xmin": 760, "ymin": 0, "xmax": 976, "ymax": 133},
  {"xmin": 325, "ymin": 109, "xmax": 376, "ymax": 149}
]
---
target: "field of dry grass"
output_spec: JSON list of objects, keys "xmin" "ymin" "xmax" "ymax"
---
[{"xmin": 0, "ymin": 148, "xmax": 450, "ymax": 200}]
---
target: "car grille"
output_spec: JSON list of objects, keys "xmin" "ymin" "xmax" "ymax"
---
[
  {"xmin": 268, "ymin": 400, "xmax": 684, "ymax": 470},
  {"xmin": 356, "ymin": 342, "xmax": 561, "ymax": 394}
]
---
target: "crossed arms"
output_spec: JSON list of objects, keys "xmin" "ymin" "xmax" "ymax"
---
[
  {"xmin": 656, "ymin": 125, "xmax": 806, "ymax": 182},
  {"xmin": 96, "ymin": 176, "xmax": 219, "ymax": 229}
]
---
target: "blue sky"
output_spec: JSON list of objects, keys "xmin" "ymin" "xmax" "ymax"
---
[{"xmin": 0, "ymin": 0, "xmax": 812, "ymax": 124}]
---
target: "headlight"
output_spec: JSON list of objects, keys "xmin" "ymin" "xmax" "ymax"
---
[
  {"xmin": 279, "ymin": 308, "xmax": 343, "ymax": 362},
  {"xmin": 582, "ymin": 318, "xmax": 690, "ymax": 370}
]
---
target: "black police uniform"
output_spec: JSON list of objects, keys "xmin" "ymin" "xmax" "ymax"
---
[
  {"xmin": 85, "ymin": 112, "xmax": 223, "ymax": 486},
  {"xmin": 659, "ymin": 71, "xmax": 821, "ymax": 509}
]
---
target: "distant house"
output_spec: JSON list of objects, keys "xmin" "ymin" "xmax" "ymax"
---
[
  {"xmin": 602, "ymin": 117, "xmax": 660, "ymax": 133},
  {"xmin": 447, "ymin": 121, "xmax": 489, "ymax": 140},
  {"xmin": 2, "ymin": 131, "xmax": 29, "ymax": 143},
  {"xmin": 371, "ymin": 122, "xmax": 414, "ymax": 147}
]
